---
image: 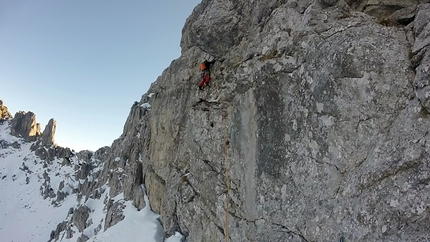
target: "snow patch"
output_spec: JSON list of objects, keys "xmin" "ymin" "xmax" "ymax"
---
[{"xmin": 141, "ymin": 103, "xmax": 151, "ymax": 109}]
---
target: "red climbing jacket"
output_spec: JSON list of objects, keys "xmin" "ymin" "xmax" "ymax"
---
[
  {"xmin": 199, "ymin": 70, "xmax": 211, "ymax": 89},
  {"xmin": 198, "ymin": 60, "xmax": 215, "ymax": 90}
]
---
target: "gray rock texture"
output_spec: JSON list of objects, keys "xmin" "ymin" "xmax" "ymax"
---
[
  {"xmin": 10, "ymin": 111, "xmax": 41, "ymax": 141},
  {"xmin": 413, "ymin": 4, "xmax": 430, "ymax": 112},
  {"xmin": 104, "ymin": 199, "xmax": 126, "ymax": 231},
  {"xmin": 6, "ymin": 1, "xmax": 430, "ymax": 241},
  {"xmin": 49, "ymin": 221, "xmax": 67, "ymax": 242},
  {"xmin": 72, "ymin": 205, "xmax": 91, "ymax": 232},
  {"xmin": 107, "ymin": 0, "xmax": 430, "ymax": 241},
  {"xmin": 42, "ymin": 118, "xmax": 56, "ymax": 146},
  {"xmin": 345, "ymin": 0, "xmax": 429, "ymax": 24}
]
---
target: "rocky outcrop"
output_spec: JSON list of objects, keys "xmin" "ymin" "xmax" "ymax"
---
[
  {"xmin": 10, "ymin": 111, "xmax": 41, "ymax": 141},
  {"xmin": 49, "ymin": 221, "xmax": 68, "ymax": 242},
  {"xmin": 46, "ymin": 146, "xmax": 117, "ymax": 241},
  {"xmin": 0, "ymin": 99, "xmax": 12, "ymax": 121},
  {"xmin": 72, "ymin": 205, "xmax": 91, "ymax": 232},
  {"xmin": 345, "ymin": 0, "xmax": 429, "ymax": 24},
  {"xmin": 104, "ymin": 199, "xmax": 126, "ymax": 231},
  {"xmin": 42, "ymin": 118, "xmax": 56, "ymax": 146},
  {"xmin": 107, "ymin": 0, "xmax": 430, "ymax": 241},
  {"xmin": 5, "ymin": 102, "xmax": 56, "ymax": 147},
  {"xmin": 4, "ymin": 104, "xmax": 71, "ymax": 162}
]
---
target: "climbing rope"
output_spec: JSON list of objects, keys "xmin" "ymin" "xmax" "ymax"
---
[{"xmin": 222, "ymin": 111, "xmax": 230, "ymax": 242}]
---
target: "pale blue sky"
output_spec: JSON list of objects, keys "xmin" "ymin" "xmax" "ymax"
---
[{"xmin": 1, "ymin": 0, "xmax": 201, "ymax": 151}]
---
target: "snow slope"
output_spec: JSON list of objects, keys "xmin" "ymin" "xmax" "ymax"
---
[{"xmin": 0, "ymin": 121, "xmax": 183, "ymax": 242}]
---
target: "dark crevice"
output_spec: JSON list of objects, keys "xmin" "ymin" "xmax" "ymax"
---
[
  {"xmin": 271, "ymin": 222, "xmax": 309, "ymax": 242},
  {"xmin": 302, "ymin": 0, "xmax": 317, "ymax": 14},
  {"xmin": 215, "ymin": 223, "xmax": 226, "ymax": 237},
  {"xmin": 411, "ymin": 47, "xmax": 426, "ymax": 68},
  {"xmin": 226, "ymin": 209, "xmax": 242, "ymax": 221},
  {"xmin": 303, "ymin": 154, "xmax": 341, "ymax": 171},
  {"xmin": 355, "ymin": 116, "xmax": 373, "ymax": 131},
  {"xmin": 397, "ymin": 16, "xmax": 415, "ymax": 26},
  {"xmin": 320, "ymin": 22, "xmax": 363, "ymax": 40},
  {"xmin": 191, "ymin": 98, "xmax": 220, "ymax": 109},
  {"xmin": 355, "ymin": 156, "xmax": 368, "ymax": 169},
  {"xmin": 240, "ymin": 217, "xmax": 309, "ymax": 242},
  {"xmin": 193, "ymin": 138, "xmax": 205, "ymax": 156},
  {"xmin": 358, "ymin": 157, "xmax": 421, "ymax": 192},
  {"xmin": 183, "ymin": 181, "xmax": 200, "ymax": 201},
  {"xmin": 202, "ymin": 159, "xmax": 220, "ymax": 173}
]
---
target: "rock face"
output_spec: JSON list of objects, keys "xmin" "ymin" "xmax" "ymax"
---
[
  {"xmin": 413, "ymin": 4, "xmax": 430, "ymax": 112},
  {"xmin": 345, "ymin": 0, "xmax": 429, "ymax": 24},
  {"xmin": 4, "ymin": 1, "xmax": 430, "ymax": 241},
  {"xmin": 0, "ymin": 99, "xmax": 12, "ymax": 121},
  {"xmin": 10, "ymin": 111, "xmax": 41, "ymax": 141},
  {"xmin": 42, "ymin": 118, "xmax": 56, "ymax": 146},
  {"xmin": 5, "ymin": 100, "xmax": 57, "ymax": 148},
  {"xmin": 107, "ymin": 0, "xmax": 430, "ymax": 241},
  {"xmin": 72, "ymin": 205, "xmax": 91, "ymax": 232}
]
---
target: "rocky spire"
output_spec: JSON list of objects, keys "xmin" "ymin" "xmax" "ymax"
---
[
  {"xmin": 42, "ymin": 118, "xmax": 56, "ymax": 146},
  {"xmin": 0, "ymin": 99, "xmax": 12, "ymax": 121},
  {"xmin": 4, "ymin": 101, "xmax": 56, "ymax": 146},
  {"xmin": 10, "ymin": 111, "xmax": 41, "ymax": 141}
]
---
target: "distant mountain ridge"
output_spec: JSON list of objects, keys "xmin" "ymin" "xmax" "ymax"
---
[
  {"xmin": 1, "ymin": 98, "xmax": 56, "ymax": 146},
  {"xmin": 0, "ymin": 100, "xmax": 179, "ymax": 242}
]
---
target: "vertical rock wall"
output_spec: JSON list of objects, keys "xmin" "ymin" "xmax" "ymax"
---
[
  {"xmin": 27, "ymin": 0, "xmax": 428, "ymax": 241},
  {"xmin": 5, "ymin": 1, "xmax": 428, "ymax": 241},
  {"xmin": 114, "ymin": 0, "xmax": 430, "ymax": 241}
]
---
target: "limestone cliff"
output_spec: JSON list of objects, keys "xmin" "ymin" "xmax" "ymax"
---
[
  {"xmin": 3, "ymin": 0, "xmax": 430, "ymax": 241},
  {"xmin": 111, "ymin": 0, "xmax": 430, "ymax": 241}
]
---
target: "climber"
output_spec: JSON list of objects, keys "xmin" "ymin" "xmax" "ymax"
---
[{"xmin": 198, "ymin": 59, "xmax": 215, "ymax": 90}]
